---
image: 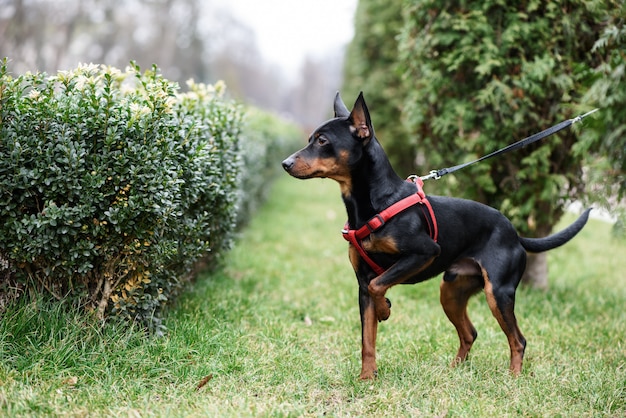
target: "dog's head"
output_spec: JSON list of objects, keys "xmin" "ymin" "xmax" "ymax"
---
[{"xmin": 281, "ymin": 92, "xmax": 374, "ymax": 186}]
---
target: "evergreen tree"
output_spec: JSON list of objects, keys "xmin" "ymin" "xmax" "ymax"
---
[
  {"xmin": 576, "ymin": 5, "xmax": 626, "ymax": 232},
  {"xmin": 398, "ymin": 0, "xmax": 613, "ymax": 287}
]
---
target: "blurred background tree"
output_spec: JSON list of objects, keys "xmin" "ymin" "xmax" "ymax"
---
[
  {"xmin": 342, "ymin": 0, "xmax": 414, "ymax": 173},
  {"xmin": 0, "ymin": 0, "xmax": 344, "ymax": 129}
]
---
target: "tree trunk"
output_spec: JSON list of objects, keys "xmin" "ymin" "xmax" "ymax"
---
[{"xmin": 521, "ymin": 252, "xmax": 548, "ymax": 289}]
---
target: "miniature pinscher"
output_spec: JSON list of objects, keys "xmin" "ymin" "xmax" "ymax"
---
[{"xmin": 282, "ymin": 92, "xmax": 590, "ymax": 379}]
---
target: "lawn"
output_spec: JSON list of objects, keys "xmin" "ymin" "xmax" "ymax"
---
[{"xmin": 1, "ymin": 176, "xmax": 625, "ymax": 417}]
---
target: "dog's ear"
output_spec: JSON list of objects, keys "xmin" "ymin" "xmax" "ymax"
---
[
  {"xmin": 349, "ymin": 92, "xmax": 373, "ymax": 142},
  {"xmin": 333, "ymin": 92, "xmax": 350, "ymax": 118}
]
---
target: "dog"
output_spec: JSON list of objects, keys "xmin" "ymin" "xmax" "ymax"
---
[{"xmin": 282, "ymin": 92, "xmax": 590, "ymax": 379}]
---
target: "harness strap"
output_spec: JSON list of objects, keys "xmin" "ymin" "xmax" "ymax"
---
[
  {"xmin": 342, "ymin": 177, "xmax": 438, "ymax": 275},
  {"xmin": 344, "ymin": 229, "xmax": 386, "ymax": 276}
]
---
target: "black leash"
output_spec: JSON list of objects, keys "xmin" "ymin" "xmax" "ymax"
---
[{"xmin": 419, "ymin": 108, "xmax": 599, "ymax": 181}]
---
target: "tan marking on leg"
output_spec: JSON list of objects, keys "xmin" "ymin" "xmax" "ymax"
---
[
  {"xmin": 440, "ymin": 275, "xmax": 481, "ymax": 366},
  {"xmin": 360, "ymin": 300, "xmax": 378, "ymax": 380},
  {"xmin": 483, "ymin": 268, "xmax": 526, "ymax": 376},
  {"xmin": 348, "ymin": 245, "xmax": 360, "ymax": 272}
]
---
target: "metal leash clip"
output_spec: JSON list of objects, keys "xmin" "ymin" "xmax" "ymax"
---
[
  {"xmin": 419, "ymin": 170, "xmax": 441, "ymax": 181},
  {"xmin": 572, "ymin": 108, "xmax": 599, "ymax": 124}
]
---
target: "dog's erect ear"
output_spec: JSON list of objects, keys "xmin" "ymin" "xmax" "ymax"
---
[
  {"xmin": 333, "ymin": 92, "xmax": 350, "ymax": 118},
  {"xmin": 349, "ymin": 92, "xmax": 373, "ymax": 141}
]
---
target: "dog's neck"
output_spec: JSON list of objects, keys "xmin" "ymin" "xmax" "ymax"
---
[{"xmin": 342, "ymin": 138, "xmax": 406, "ymax": 228}]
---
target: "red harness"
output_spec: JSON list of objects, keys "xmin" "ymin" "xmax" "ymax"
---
[{"xmin": 341, "ymin": 176, "xmax": 438, "ymax": 275}]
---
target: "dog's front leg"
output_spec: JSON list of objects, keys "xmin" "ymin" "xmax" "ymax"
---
[
  {"xmin": 358, "ymin": 286, "xmax": 378, "ymax": 380},
  {"xmin": 368, "ymin": 253, "xmax": 437, "ymax": 322},
  {"xmin": 351, "ymin": 247, "xmax": 380, "ymax": 379}
]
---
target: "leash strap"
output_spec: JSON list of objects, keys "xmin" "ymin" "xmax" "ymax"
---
[{"xmin": 420, "ymin": 108, "xmax": 599, "ymax": 181}]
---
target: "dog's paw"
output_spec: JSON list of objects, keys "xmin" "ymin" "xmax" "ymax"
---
[
  {"xmin": 359, "ymin": 369, "xmax": 378, "ymax": 380},
  {"xmin": 371, "ymin": 296, "xmax": 391, "ymax": 321},
  {"xmin": 375, "ymin": 303, "xmax": 391, "ymax": 322},
  {"xmin": 369, "ymin": 290, "xmax": 391, "ymax": 322}
]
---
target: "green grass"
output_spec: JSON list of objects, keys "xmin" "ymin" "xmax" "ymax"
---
[{"xmin": 1, "ymin": 176, "xmax": 625, "ymax": 417}]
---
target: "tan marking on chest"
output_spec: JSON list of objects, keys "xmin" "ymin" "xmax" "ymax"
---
[{"xmin": 361, "ymin": 235, "xmax": 400, "ymax": 254}]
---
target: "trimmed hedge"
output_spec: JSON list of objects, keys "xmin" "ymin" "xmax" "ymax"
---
[{"xmin": 0, "ymin": 60, "xmax": 299, "ymax": 329}]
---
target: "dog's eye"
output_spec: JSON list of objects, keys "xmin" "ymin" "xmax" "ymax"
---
[{"xmin": 317, "ymin": 136, "xmax": 328, "ymax": 145}]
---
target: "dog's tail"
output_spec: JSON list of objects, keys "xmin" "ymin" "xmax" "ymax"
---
[{"xmin": 519, "ymin": 208, "xmax": 592, "ymax": 253}]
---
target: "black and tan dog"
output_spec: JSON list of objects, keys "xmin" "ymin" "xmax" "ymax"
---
[{"xmin": 282, "ymin": 92, "xmax": 590, "ymax": 379}]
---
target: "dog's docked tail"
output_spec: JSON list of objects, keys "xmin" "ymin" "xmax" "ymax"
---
[{"xmin": 519, "ymin": 209, "xmax": 592, "ymax": 253}]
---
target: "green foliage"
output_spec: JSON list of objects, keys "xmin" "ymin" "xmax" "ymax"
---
[
  {"xmin": 0, "ymin": 61, "xmax": 243, "ymax": 329},
  {"xmin": 397, "ymin": 0, "xmax": 611, "ymax": 235},
  {"xmin": 574, "ymin": 4, "xmax": 626, "ymax": 230}
]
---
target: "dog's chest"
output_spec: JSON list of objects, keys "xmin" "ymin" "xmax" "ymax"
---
[{"xmin": 361, "ymin": 234, "xmax": 401, "ymax": 254}]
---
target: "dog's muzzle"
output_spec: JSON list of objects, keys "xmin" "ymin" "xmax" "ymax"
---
[{"xmin": 282, "ymin": 157, "xmax": 295, "ymax": 172}]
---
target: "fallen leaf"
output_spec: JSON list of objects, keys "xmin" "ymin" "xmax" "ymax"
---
[{"xmin": 196, "ymin": 374, "xmax": 213, "ymax": 391}]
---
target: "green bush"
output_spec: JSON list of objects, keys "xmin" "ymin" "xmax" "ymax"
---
[{"xmin": 0, "ymin": 61, "xmax": 243, "ymax": 329}]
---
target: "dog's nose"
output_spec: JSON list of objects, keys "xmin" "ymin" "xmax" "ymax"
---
[{"xmin": 282, "ymin": 158, "xmax": 294, "ymax": 172}]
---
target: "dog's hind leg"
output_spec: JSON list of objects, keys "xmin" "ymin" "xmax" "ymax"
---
[
  {"xmin": 482, "ymin": 266, "xmax": 527, "ymax": 376},
  {"xmin": 440, "ymin": 271, "xmax": 483, "ymax": 366}
]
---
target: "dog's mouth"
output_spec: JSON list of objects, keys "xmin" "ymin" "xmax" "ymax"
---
[
  {"xmin": 287, "ymin": 168, "xmax": 322, "ymax": 180},
  {"xmin": 282, "ymin": 156, "xmax": 318, "ymax": 179}
]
